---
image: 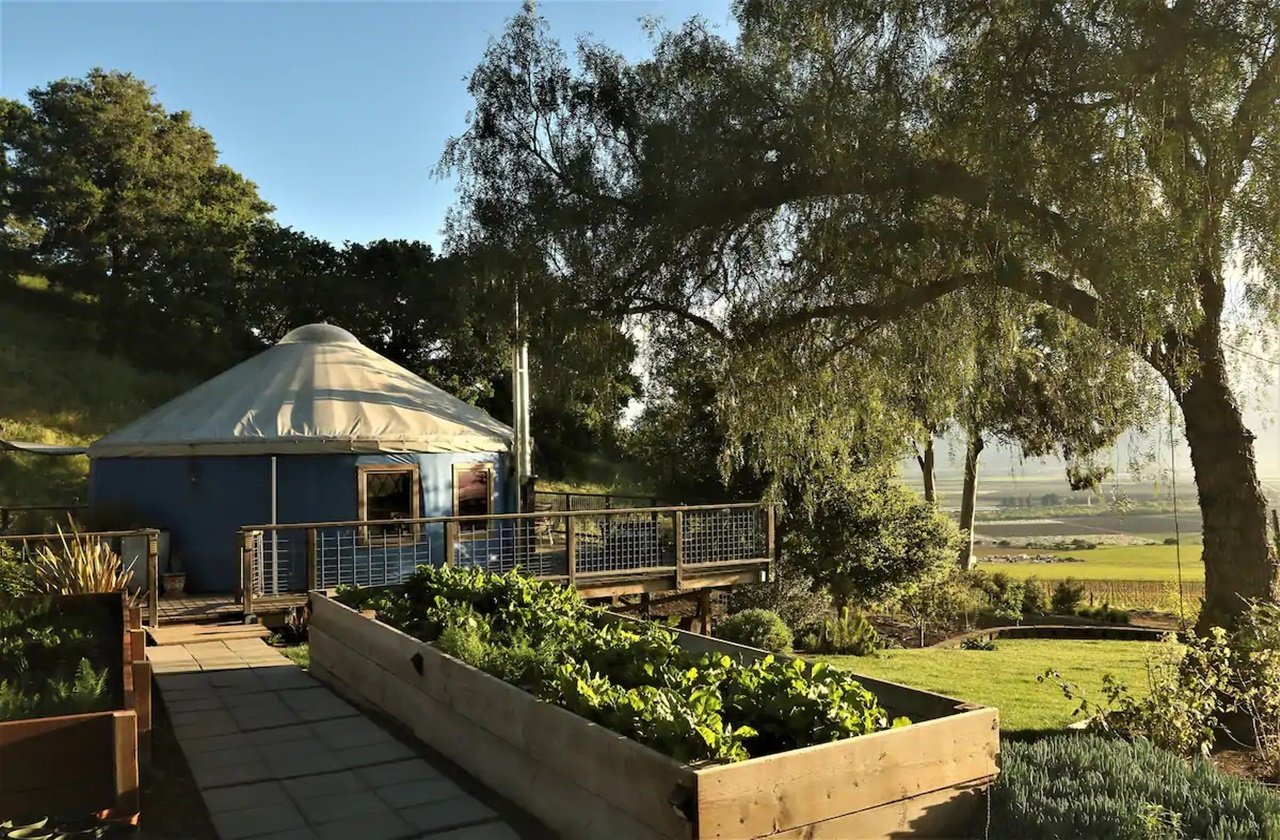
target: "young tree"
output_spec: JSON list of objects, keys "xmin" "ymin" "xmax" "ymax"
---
[{"xmin": 445, "ymin": 3, "xmax": 1280, "ymax": 627}]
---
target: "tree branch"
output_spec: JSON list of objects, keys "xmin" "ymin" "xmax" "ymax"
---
[{"xmin": 1228, "ymin": 40, "xmax": 1280, "ymax": 184}]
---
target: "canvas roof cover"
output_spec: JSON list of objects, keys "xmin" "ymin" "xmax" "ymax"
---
[{"xmin": 88, "ymin": 324, "xmax": 514, "ymax": 458}]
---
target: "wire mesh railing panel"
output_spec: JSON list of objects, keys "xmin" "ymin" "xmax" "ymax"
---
[
  {"xmin": 453, "ymin": 516, "xmax": 560, "ymax": 577},
  {"xmin": 681, "ymin": 507, "xmax": 768, "ymax": 564},
  {"xmin": 574, "ymin": 510, "xmax": 674, "ymax": 574},
  {"xmin": 250, "ymin": 531, "xmax": 296, "ymax": 597},
  {"xmin": 314, "ymin": 525, "xmax": 437, "ymax": 590}
]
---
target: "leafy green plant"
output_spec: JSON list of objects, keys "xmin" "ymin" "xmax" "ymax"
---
[
  {"xmin": 715, "ymin": 609, "xmax": 792, "ymax": 653},
  {"xmin": 804, "ymin": 607, "xmax": 881, "ymax": 655},
  {"xmin": 992, "ymin": 735, "xmax": 1280, "ymax": 839},
  {"xmin": 0, "ymin": 542, "xmax": 33, "ymax": 597},
  {"xmin": 960, "ymin": 636, "xmax": 997, "ymax": 651},
  {"xmin": 1052, "ymin": 579, "xmax": 1085, "ymax": 614},
  {"xmin": 338, "ymin": 566, "xmax": 906, "ymax": 763},
  {"xmin": 0, "ymin": 595, "xmax": 116, "ymax": 721}
]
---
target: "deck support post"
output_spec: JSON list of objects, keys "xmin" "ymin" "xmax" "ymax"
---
[
  {"xmin": 698, "ymin": 589, "xmax": 712, "ymax": 636},
  {"xmin": 766, "ymin": 505, "xmax": 776, "ymax": 580},
  {"xmin": 146, "ymin": 531, "xmax": 160, "ymax": 629},
  {"xmin": 639, "ymin": 591, "xmax": 651, "ymax": 618},
  {"xmin": 240, "ymin": 530, "xmax": 255, "ymax": 619},
  {"xmin": 445, "ymin": 521, "xmax": 458, "ymax": 567}
]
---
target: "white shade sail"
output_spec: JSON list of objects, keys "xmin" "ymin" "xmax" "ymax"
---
[{"xmin": 88, "ymin": 324, "xmax": 514, "ymax": 458}]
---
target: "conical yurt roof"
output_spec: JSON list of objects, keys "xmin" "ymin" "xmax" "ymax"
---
[{"xmin": 88, "ymin": 324, "xmax": 513, "ymax": 458}]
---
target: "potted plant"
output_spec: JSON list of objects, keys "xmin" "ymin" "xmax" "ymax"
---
[{"xmin": 161, "ymin": 554, "xmax": 186, "ymax": 598}]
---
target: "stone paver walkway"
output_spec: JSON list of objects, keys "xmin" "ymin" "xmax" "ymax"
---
[{"xmin": 149, "ymin": 639, "xmax": 526, "ymax": 840}]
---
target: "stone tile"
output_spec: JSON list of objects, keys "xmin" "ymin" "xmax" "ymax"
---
[
  {"xmin": 357, "ymin": 759, "xmax": 442, "ymax": 788},
  {"xmin": 244, "ymin": 723, "xmax": 314, "ymax": 748},
  {"xmin": 182, "ymin": 731, "xmax": 251, "ymax": 756},
  {"xmin": 338, "ymin": 739, "xmax": 416, "ymax": 769},
  {"xmin": 164, "ymin": 694, "xmax": 224, "ymax": 713},
  {"xmin": 265, "ymin": 747, "xmax": 346, "ymax": 779},
  {"xmin": 248, "ymin": 830, "xmax": 321, "ymax": 840},
  {"xmin": 397, "ymin": 796, "xmax": 497, "ymax": 834},
  {"xmin": 427, "ymin": 822, "xmax": 521, "ymax": 840},
  {"xmin": 156, "ymin": 672, "xmax": 213, "ymax": 691},
  {"xmin": 203, "ymin": 780, "xmax": 290, "ymax": 812},
  {"xmin": 310, "ymin": 716, "xmax": 394, "ymax": 750},
  {"xmin": 187, "ymin": 745, "xmax": 262, "ymax": 772},
  {"xmin": 172, "ymin": 709, "xmax": 240, "ymax": 739},
  {"xmin": 313, "ymin": 810, "xmax": 413, "ymax": 840},
  {"xmin": 282, "ymin": 689, "xmax": 359, "ymax": 722},
  {"xmin": 233, "ymin": 705, "xmax": 304, "ymax": 731},
  {"xmin": 210, "ymin": 801, "xmax": 307, "ymax": 840},
  {"xmin": 258, "ymin": 668, "xmax": 321, "ymax": 691},
  {"xmin": 375, "ymin": 777, "xmax": 465, "ymax": 810},
  {"xmin": 281, "ymin": 769, "xmax": 370, "ymax": 801},
  {"xmin": 299, "ymin": 790, "xmax": 393, "ymax": 824},
  {"xmin": 193, "ymin": 758, "xmax": 273, "ymax": 790}
]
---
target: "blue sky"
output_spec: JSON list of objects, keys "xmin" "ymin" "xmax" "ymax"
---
[{"xmin": 1, "ymin": 1, "xmax": 731, "ymax": 247}]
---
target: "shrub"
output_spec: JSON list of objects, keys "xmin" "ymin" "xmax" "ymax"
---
[
  {"xmin": 889, "ymin": 570, "xmax": 982, "ymax": 647},
  {"xmin": 437, "ymin": 624, "xmax": 489, "ymax": 666},
  {"xmin": 805, "ymin": 607, "xmax": 881, "ymax": 655},
  {"xmin": 960, "ymin": 636, "xmax": 996, "ymax": 651},
  {"xmin": 1077, "ymin": 604, "xmax": 1131, "ymax": 624},
  {"xmin": 1051, "ymin": 578, "xmax": 1085, "ymax": 614},
  {"xmin": 716, "ymin": 609, "xmax": 793, "ymax": 653},
  {"xmin": 0, "ymin": 542, "xmax": 33, "ymax": 597},
  {"xmin": 1021, "ymin": 576, "xmax": 1048, "ymax": 617},
  {"xmin": 1163, "ymin": 536, "xmax": 1179, "ymax": 545},
  {"xmin": 28, "ymin": 527, "xmax": 135, "ymax": 600},
  {"xmin": 788, "ymin": 468, "xmax": 960, "ymax": 605},
  {"xmin": 728, "ymin": 554, "xmax": 830, "ymax": 634},
  {"xmin": 992, "ymin": 734, "xmax": 1280, "ymax": 839}
]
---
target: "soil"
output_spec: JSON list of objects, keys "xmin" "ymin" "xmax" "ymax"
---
[
  {"xmin": 137, "ymin": 694, "xmax": 218, "ymax": 839},
  {"xmin": 1211, "ymin": 747, "xmax": 1277, "ymax": 786}
]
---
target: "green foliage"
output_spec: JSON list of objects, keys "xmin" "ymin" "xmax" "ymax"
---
[
  {"xmin": 889, "ymin": 570, "xmax": 982, "ymax": 647},
  {"xmin": 788, "ymin": 468, "xmax": 960, "ymax": 605},
  {"xmin": 803, "ymin": 607, "xmax": 881, "ymax": 656},
  {"xmin": 338, "ymin": 567, "xmax": 905, "ymax": 763},
  {"xmin": 728, "ymin": 555, "xmax": 830, "ymax": 636},
  {"xmin": 1051, "ymin": 579, "xmax": 1086, "ymax": 614},
  {"xmin": 1076, "ymin": 604, "xmax": 1131, "ymax": 624},
  {"xmin": 716, "ymin": 609, "xmax": 792, "ymax": 653},
  {"xmin": 0, "ymin": 595, "xmax": 116, "ymax": 721},
  {"xmin": 1020, "ymin": 577, "xmax": 1048, "ymax": 616},
  {"xmin": 959, "ymin": 637, "xmax": 997, "ymax": 651},
  {"xmin": 992, "ymin": 735, "xmax": 1280, "ymax": 839},
  {"xmin": 0, "ymin": 542, "xmax": 33, "ymax": 597}
]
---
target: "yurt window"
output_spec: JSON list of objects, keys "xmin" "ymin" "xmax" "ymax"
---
[
  {"xmin": 358, "ymin": 464, "xmax": 421, "ymax": 539},
  {"xmin": 454, "ymin": 463, "xmax": 494, "ymax": 533}
]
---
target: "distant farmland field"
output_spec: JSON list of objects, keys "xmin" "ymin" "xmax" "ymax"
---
[{"xmin": 977, "ymin": 544, "xmax": 1204, "ymax": 582}]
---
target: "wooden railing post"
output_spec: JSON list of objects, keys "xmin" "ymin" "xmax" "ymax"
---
[
  {"xmin": 566, "ymin": 514, "xmax": 577, "ymax": 587},
  {"xmin": 306, "ymin": 528, "xmax": 318, "ymax": 591},
  {"xmin": 240, "ymin": 530, "xmax": 255, "ymax": 617},
  {"xmin": 674, "ymin": 509, "xmax": 685, "ymax": 591},
  {"xmin": 445, "ymin": 520, "xmax": 458, "ymax": 567},
  {"xmin": 146, "ymin": 531, "xmax": 160, "ymax": 629}
]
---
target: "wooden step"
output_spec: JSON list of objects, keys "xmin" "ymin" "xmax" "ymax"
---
[{"xmin": 147, "ymin": 622, "xmax": 272, "ymax": 647}]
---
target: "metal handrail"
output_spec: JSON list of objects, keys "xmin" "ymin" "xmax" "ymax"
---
[{"xmin": 240, "ymin": 501, "xmax": 769, "ymax": 533}]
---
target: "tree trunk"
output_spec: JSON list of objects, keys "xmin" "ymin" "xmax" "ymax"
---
[
  {"xmin": 916, "ymin": 438, "xmax": 937, "ymax": 504},
  {"xmin": 958, "ymin": 432, "xmax": 983, "ymax": 571},
  {"xmin": 1178, "ymin": 359, "xmax": 1278, "ymax": 631}
]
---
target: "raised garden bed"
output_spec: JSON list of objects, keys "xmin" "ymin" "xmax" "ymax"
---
[
  {"xmin": 0, "ymin": 594, "xmax": 150, "ymax": 822},
  {"xmin": 308, "ymin": 576, "xmax": 999, "ymax": 840}
]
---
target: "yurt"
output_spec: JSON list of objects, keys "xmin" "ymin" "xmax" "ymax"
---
[{"xmin": 87, "ymin": 324, "xmax": 514, "ymax": 593}]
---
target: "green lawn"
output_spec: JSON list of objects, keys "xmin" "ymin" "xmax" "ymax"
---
[
  {"xmin": 821, "ymin": 639, "xmax": 1161, "ymax": 733},
  {"xmin": 278, "ymin": 643, "xmax": 309, "ymax": 669},
  {"xmin": 978, "ymin": 544, "xmax": 1204, "ymax": 582}
]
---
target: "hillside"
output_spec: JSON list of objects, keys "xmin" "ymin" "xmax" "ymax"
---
[{"xmin": 0, "ymin": 278, "xmax": 193, "ymax": 503}]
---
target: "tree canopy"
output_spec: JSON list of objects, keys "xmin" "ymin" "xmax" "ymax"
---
[{"xmin": 445, "ymin": 1, "xmax": 1280, "ymax": 626}]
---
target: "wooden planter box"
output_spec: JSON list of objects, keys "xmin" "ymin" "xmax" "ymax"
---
[
  {"xmin": 309, "ymin": 593, "xmax": 999, "ymax": 840},
  {"xmin": 0, "ymin": 594, "xmax": 150, "ymax": 820}
]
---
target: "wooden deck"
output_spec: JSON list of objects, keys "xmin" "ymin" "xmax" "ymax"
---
[{"xmin": 151, "ymin": 593, "xmax": 307, "ymax": 625}]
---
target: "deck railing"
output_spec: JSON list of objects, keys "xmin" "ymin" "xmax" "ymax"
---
[
  {"xmin": 0, "ymin": 503, "xmax": 87, "ymax": 536},
  {"xmin": 238, "ymin": 502, "xmax": 776, "ymax": 611},
  {"xmin": 0, "ymin": 528, "xmax": 162, "ymax": 628}
]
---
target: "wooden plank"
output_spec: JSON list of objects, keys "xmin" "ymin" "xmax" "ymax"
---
[
  {"xmin": 0, "ymin": 710, "xmax": 133, "ymax": 817},
  {"xmin": 697, "ymin": 590, "xmax": 712, "ymax": 636},
  {"xmin": 131, "ymin": 661, "xmax": 152, "ymax": 767},
  {"xmin": 695, "ymin": 709, "xmax": 999, "ymax": 838},
  {"xmin": 673, "ymin": 510, "xmax": 684, "ymax": 590},
  {"xmin": 147, "ymin": 531, "xmax": 160, "ymax": 629},
  {"xmin": 566, "ymin": 516, "xmax": 577, "ymax": 586},
  {"xmin": 112, "ymin": 710, "xmax": 140, "ymax": 819},
  {"xmin": 765, "ymin": 780, "xmax": 989, "ymax": 839}
]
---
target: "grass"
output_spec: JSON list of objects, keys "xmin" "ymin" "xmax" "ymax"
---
[
  {"xmin": 0, "ymin": 277, "xmax": 192, "ymax": 502},
  {"xmin": 977, "ymin": 543, "xmax": 1205, "ymax": 582},
  {"xmin": 821, "ymin": 639, "xmax": 1161, "ymax": 734},
  {"xmin": 278, "ymin": 643, "xmax": 309, "ymax": 670}
]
